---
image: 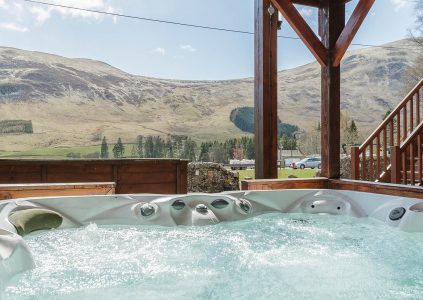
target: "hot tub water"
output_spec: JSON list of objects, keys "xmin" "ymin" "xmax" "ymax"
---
[{"xmin": 4, "ymin": 213, "xmax": 423, "ymax": 300}]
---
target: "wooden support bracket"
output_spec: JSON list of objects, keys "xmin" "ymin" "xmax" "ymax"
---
[
  {"xmin": 272, "ymin": 0, "xmax": 327, "ymax": 66},
  {"xmin": 332, "ymin": 0, "xmax": 375, "ymax": 66}
]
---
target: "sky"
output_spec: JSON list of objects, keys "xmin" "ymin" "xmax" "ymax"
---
[{"xmin": 0, "ymin": 0, "xmax": 419, "ymax": 80}]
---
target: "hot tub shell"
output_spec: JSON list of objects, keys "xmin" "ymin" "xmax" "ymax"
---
[{"xmin": 1, "ymin": 189, "xmax": 423, "ymax": 288}]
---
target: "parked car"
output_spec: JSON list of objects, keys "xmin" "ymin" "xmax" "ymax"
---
[{"xmin": 293, "ymin": 157, "xmax": 321, "ymax": 169}]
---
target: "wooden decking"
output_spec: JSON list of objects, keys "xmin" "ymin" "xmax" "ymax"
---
[
  {"xmin": 0, "ymin": 182, "xmax": 115, "ymax": 200},
  {"xmin": 241, "ymin": 177, "xmax": 423, "ymax": 199}
]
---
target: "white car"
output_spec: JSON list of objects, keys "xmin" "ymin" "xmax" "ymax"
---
[{"xmin": 293, "ymin": 157, "xmax": 321, "ymax": 169}]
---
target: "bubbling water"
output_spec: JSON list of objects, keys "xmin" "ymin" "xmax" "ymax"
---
[{"xmin": 4, "ymin": 213, "xmax": 423, "ymax": 300}]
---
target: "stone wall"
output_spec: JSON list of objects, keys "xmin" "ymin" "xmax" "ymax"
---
[{"xmin": 188, "ymin": 163, "xmax": 239, "ymax": 193}]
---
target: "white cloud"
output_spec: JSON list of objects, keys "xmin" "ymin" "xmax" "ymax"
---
[
  {"xmin": 0, "ymin": 23, "xmax": 29, "ymax": 32},
  {"xmin": 298, "ymin": 8, "xmax": 313, "ymax": 17},
  {"xmin": 153, "ymin": 47, "xmax": 166, "ymax": 56},
  {"xmin": 390, "ymin": 0, "xmax": 411, "ymax": 11},
  {"xmin": 30, "ymin": 6, "xmax": 51, "ymax": 24},
  {"xmin": 0, "ymin": 0, "xmax": 120, "ymax": 24},
  {"xmin": 179, "ymin": 44, "xmax": 197, "ymax": 52}
]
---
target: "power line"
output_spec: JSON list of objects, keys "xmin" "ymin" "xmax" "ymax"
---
[{"xmin": 19, "ymin": 0, "xmax": 422, "ymax": 51}]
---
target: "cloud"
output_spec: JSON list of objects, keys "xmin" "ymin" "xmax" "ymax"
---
[
  {"xmin": 30, "ymin": 6, "xmax": 51, "ymax": 24},
  {"xmin": 179, "ymin": 44, "xmax": 197, "ymax": 52},
  {"xmin": 0, "ymin": 0, "xmax": 120, "ymax": 25},
  {"xmin": 390, "ymin": 0, "xmax": 411, "ymax": 11},
  {"xmin": 153, "ymin": 47, "xmax": 166, "ymax": 56},
  {"xmin": 298, "ymin": 8, "xmax": 313, "ymax": 17},
  {"xmin": 0, "ymin": 23, "xmax": 29, "ymax": 32}
]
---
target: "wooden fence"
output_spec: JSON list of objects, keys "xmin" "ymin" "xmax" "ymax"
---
[{"xmin": 0, "ymin": 159, "xmax": 188, "ymax": 194}]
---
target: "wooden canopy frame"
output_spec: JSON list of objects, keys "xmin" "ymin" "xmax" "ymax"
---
[{"xmin": 255, "ymin": 0, "xmax": 375, "ymax": 179}]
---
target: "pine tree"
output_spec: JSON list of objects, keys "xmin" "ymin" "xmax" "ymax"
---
[
  {"xmin": 112, "ymin": 138, "xmax": 125, "ymax": 158},
  {"xmin": 153, "ymin": 136, "xmax": 165, "ymax": 158},
  {"xmin": 136, "ymin": 135, "xmax": 144, "ymax": 158},
  {"xmin": 165, "ymin": 139, "xmax": 174, "ymax": 158},
  {"xmin": 182, "ymin": 138, "xmax": 197, "ymax": 161},
  {"xmin": 345, "ymin": 120, "xmax": 359, "ymax": 146},
  {"xmin": 144, "ymin": 136, "xmax": 154, "ymax": 158},
  {"xmin": 100, "ymin": 136, "xmax": 109, "ymax": 159},
  {"xmin": 208, "ymin": 142, "xmax": 226, "ymax": 163},
  {"xmin": 131, "ymin": 145, "xmax": 136, "ymax": 158},
  {"xmin": 246, "ymin": 138, "xmax": 255, "ymax": 159}
]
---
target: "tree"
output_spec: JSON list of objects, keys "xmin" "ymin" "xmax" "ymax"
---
[
  {"xmin": 144, "ymin": 136, "xmax": 154, "ymax": 158},
  {"xmin": 165, "ymin": 138, "xmax": 174, "ymax": 158},
  {"xmin": 182, "ymin": 138, "xmax": 197, "ymax": 161},
  {"xmin": 199, "ymin": 142, "xmax": 212, "ymax": 161},
  {"xmin": 130, "ymin": 145, "xmax": 136, "ymax": 158},
  {"xmin": 280, "ymin": 134, "xmax": 297, "ymax": 150},
  {"xmin": 112, "ymin": 138, "xmax": 125, "ymax": 158},
  {"xmin": 246, "ymin": 138, "xmax": 255, "ymax": 160},
  {"xmin": 344, "ymin": 120, "xmax": 359, "ymax": 146},
  {"xmin": 297, "ymin": 122, "xmax": 320, "ymax": 155},
  {"xmin": 100, "ymin": 136, "xmax": 109, "ymax": 159},
  {"xmin": 208, "ymin": 142, "xmax": 227, "ymax": 163},
  {"xmin": 136, "ymin": 136, "xmax": 144, "ymax": 158},
  {"xmin": 233, "ymin": 142, "xmax": 244, "ymax": 160},
  {"xmin": 153, "ymin": 136, "xmax": 165, "ymax": 158}
]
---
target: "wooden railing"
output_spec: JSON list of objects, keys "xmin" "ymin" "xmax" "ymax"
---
[
  {"xmin": 352, "ymin": 79, "xmax": 423, "ymax": 182},
  {"xmin": 391, "ymin": 121, "xmax": 423, "ymax": 185}
]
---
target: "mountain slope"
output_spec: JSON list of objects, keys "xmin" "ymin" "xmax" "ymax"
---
[{"xmin": 0, "ymin": 39, "xmax": 419, "ymax": 151}]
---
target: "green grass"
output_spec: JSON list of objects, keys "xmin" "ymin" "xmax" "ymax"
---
[
  {"xmin": 237, "ymin": 168, "xmax": 318, "ymax": 180},
  {"xmin": 0, "ymin": 145, "xmax": 100, "ymax": 159}
]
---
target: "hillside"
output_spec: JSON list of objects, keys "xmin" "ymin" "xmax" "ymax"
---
[{"xmin": 0, "ymin": 39, "xmax": 419, "ymax": 152}]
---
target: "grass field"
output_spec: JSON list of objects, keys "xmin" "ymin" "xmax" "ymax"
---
[
  {"xmin": 0, "ymin": 145, "xmax": 100, "ymax": 159},
  {"xmin": 237, "ymin": 168, "xmax": 318, "ymax": 180}
]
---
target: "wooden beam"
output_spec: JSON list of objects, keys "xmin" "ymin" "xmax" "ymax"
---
[
  {"xmin": 292, "ymin": 0, "xmax": 352, "ymax": 8},
  {"xmin": 0, "ymin": 182, "xmax": 115, "ymax": 200},
  {"xmin": 319, "ymin": 1, "xmax": 345, "ymax": 179},
  {"xmin": 332, "ymin": 0, "xmax": 375, "ymax": 66},
  {"xmin": 241, "ymin": 177, "xmax": 328, "ymax": 190},
  {"xmin": 272, "ymin": 0, "xmax": 327, "ymax": 66},
  {"xmin": 255, "ymin": 0, "xmax": 279, "ymax": 179},
  {"xmin": 291, "ymin": 0, "xmax": 323, "ymax": 7}
]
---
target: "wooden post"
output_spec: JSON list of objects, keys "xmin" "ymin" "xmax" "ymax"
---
[
  {"xmin": 255, "ymin": 0, "xmax": 278, "ymax": 179},
  {"xmin": 351, "ymin": 146, "xmax": 360, "ymax": 180},
  {"xmin": 319, "ymin": 1, "xmax": 345, "ymax": 179},
  {"xmin": 391, "ymin": 146, "xmax": 401, "ymax": 184}
]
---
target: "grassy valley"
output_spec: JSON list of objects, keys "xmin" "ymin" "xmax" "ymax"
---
[{"xmin": 0, "ymin": 39, "xmax": 419, "ymax": 157}]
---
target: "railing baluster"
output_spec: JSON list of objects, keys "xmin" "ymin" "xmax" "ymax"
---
[
  {"xmin": 402, "ymin": 150, "xmax": 407, "ymax": 185},
  {"xmin": 397, "ymin": 112, "xmax": 401, "ymax": 146},
  {"xmin": 410, "ymin": 97, "xmax": 414, "ymax": 130},
  {"xmin": 369, "ymin": 142, "xmax": 374, "ymax": 181},
  {"xmin": 403, "ymin": 104, "xmax": 407, "ymax": 139},
  {"xmin": 383, "ymin": 129, "xmax": 387, "ymax": 172},
  {"xmin": 417, "ymin": 91, "xmax": 420, "ymax": 125},
  {"xmin": 410, "ymin": 141, "xmax": 415, "ymax": 185},
  {"xmin": 351, "ymin": 146, "xmax": 360, "ymax": 180},
  {"xmin": 361, "ymin": 147, "xmax": 367, "ymax": 180},
  {"xmin": 391, "ymin": 146, "xmax": 401, "ymax": 184},
  {"xmin": 376, "ymin": 135, "xmax": 381, "ymax": 179},
  {"xmin": 390, "ymin": 119, "xmax": 394, "ymax": 148},
  {"xmin": 419, "ymin": 133, "xmax": 422, "ymax": 185}
]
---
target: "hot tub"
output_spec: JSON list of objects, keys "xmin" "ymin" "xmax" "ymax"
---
[{"xmin": 2, "ymin": 189, "xmax": 423, "ymax": 299}]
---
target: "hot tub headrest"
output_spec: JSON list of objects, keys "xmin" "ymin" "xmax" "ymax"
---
[{"xmin": 8, "ymin": 208, "xmax": 63, "ymax": 236}]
